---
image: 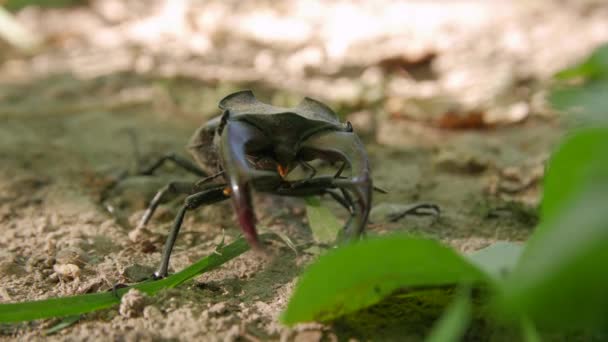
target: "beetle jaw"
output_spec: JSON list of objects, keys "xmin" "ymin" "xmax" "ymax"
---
[
  {"xmin": 277, "ymin": 164, "xmax": 289, "ymax": 178},
  {"xmin": 229, "ymin": 181, "xmax": 263, "ymax": 249}
]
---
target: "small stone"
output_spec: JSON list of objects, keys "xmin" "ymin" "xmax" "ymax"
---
[
  {"xmin": 55, "ymin": 247, "xmax": 87, "ymax": 267},
  {"xmin": 53, "ymin": 263, "xmax": 81, "ymax": 280},
  {"xmin": 35, "ymin": 216, "xmax": 52, "ymax": 234},
  {"xmin": 47, "ymin": 273, "xmax": 59, "ymax": 283},
  {"xmin": 434, "ymin": 150, "xmax": 488, "ymax": 174},
  {"xmin": 25, "ymin": 255, "xmax": 45, "ymax": 273},
  {"xmin": 119, "ymin": 288, "xmax": 147, "ymax": 318},
  {"xmin": 208, "ymin": 302, "xmax": 227, "ymax": 316},
  {"xmin": 223, "ymin": 325, "xmax": 241, "ymax": 342},
  {"xmin": 0, "ymin": 252, "xmax": 20, "ymax": 277},
  {"xmin": 143, "ymin": 305, "xmax": 163, "ymax": 320},
  {"xmin": 0, "ymin": 287, "xmax": 11, "ymax": 301},
  {"xmin": 294, "ymin": 330, "xmax": 323, "ymax": 342},
  {"xmin": 122, "ymin": 264, "xmax": 156, "ymax": 282},
  {"xmin": 128, "ymin": 227, "xmax": 152, "ymax": 243}
]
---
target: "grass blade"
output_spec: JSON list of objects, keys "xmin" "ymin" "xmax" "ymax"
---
[
  {"xmin": 44, "ymin": 315, "xmax": 81, "ymax": 336},
  {"xmin": 0, "ymin": 236, "xmax": 252, "ymax": 323}
]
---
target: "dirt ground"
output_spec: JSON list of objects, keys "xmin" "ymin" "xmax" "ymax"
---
[{"xmin": 0, "ymin": 0, "xmax": 606, "ymax": 340}]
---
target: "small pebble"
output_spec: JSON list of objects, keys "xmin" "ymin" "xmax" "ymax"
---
[
  {"xmin": 53, "ymin": 263, "xmax": 81, "ymax": 280},
  {"xmin": 56, "ymin": 247, "xmax": 88, "ymax": 267},
  {"xmin": 294, "ymin": 330, "xmax": 323, "ymax": 342},
  {"xmin": 143, "ymin": 305, "xmax": 163, "ymax": 320},
  {"xmin": 208, "ymin": 302, "xmax": 227, "ymax": 316},
  {"xmin": 120, "ymin": 288, "xmax": 148, "ymax": 318}
]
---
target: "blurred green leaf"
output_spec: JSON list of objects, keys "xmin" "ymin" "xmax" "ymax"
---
[
  {"xmin": 551, "ymin": 44, "xmax": 608, "ymax": 125},
  {"xmin": 539, "ymin": 127, "xmax": 608, "ymax": 224},
  {"xmin": 425, "ymin": 289, "xmax": 472, "ymax": 342},
  {"xmin": 305, "ymin": 196, "xmax": 342, "ymax": 244},
  {"xmin": 281, "ymin": 236, "xmax": 490, "ymax": 325},
  {"xmin": 4, "ymin": 0, "xmax": 85, "ymax": 12},
  {"xmin": 466, "ymin": 242, "xmax": 523, "ymax": 281},
  {"xmin": 520, "ymin": 317, "xmax": 541, "ymax": 342},
  {"xmin": 550, "ymin": 81, "xmax": 608, "ymax": 125},
  {"xmin": 498, "ymin": 129, "xmax": 608, "ymax": 329},
  {"xmin": 555, "ymin": 43, "xmax": 608, "ymax": 81}
]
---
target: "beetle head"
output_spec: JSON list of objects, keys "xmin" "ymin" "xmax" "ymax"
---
[{"xmin": 273, "ymin": 144, "xmax": 298, "ymax": 178}]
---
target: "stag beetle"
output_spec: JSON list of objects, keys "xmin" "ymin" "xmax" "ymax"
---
[{"xmin": 132, "ymin": 91, "xmax": 438, "ymax": 278}]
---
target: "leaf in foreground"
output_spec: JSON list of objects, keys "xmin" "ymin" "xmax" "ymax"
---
[
  {"xmin": 466, "ymin": 241, "xmax": 523, "ymax": 281},
  {"xmin": 539, "ymin": 127, "xmax": 608, "ymax": 224},
  {"xmin": 555, "ymin": 43, "xmax": 608, "ymax": 81},
  {"xmin": 425, "ymin": 288, "xmax": 472, "ymax": 342},
  {"xmin": 499, "ymin": 129, "xmax": 608, "ymax": 329},
  {"xmin": 500, "ymin": 180, "xmax": 608, "ymax": 329},
  {"xmin": 0, "ymin": 237, "xmax": 252, "ymax": 323},
  {"xmin": 281, "ymin": 236, "xmax": 490, "ymax": 325}
]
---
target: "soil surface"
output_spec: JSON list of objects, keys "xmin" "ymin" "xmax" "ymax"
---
[{"xmin": 0, "ymin": 0, "xmax": 606, "ymax": 340}]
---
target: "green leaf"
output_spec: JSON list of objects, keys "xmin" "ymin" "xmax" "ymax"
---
[
  {"xmin": 500, "ymin": 181, "xmax": 608, "ymax": 329},
  {"xmin": 498, "ymin": 130, "xmax": 608, "ymax": 329},
  {"xmin": 551, "ymin": 44, "xmax": 608, "ymax": 125},
  {"xmin": 539, "ymin": 127, "xmax": 608, "ymax": 229},
  {"xmin": 305, "ymin": 197, "xmax": 342, "ymax": 244},
  {"xmin": 549, "ymin": 81, "xmax": 608, "ymax": 125},
  {"xmin": 0, "ymin": 236, "xmax": 252, "ymax": 323},
  {"xmin": 281, "ymin": 235, "xmax": 491, "ymax": 325},
  {"xmin": 466, "ymin": 242, "xmax": 523, "ymax": 281},
  {"xmin": 425, "ymin": 289, "xmax": 472, "ymax": 342},
  {"xmin": 4, "ymin": 0, "xmax": 85, "ymax": 12},
  {"xmin": 520, "ymin": 316, "xmax": 541, "ymax": 342},
  {"xmin": 555, "ymin": 43, "xmax": 608, "ymax": 81}
]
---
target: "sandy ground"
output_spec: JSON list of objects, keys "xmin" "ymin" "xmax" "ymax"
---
[{"xmin": 0, "ymin": 0, "xmax": 605, "ymax": 340}]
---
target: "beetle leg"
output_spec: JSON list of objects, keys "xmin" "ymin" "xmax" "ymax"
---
[
  {"xmin": 333, "ymin": 162, "xmax": 387, "ymax": 193},
  {"xmin": 139, "ymin": 152, "xmax": 207, "ymax": 177},
  {"xmin": 299, "ymin": 131, "xmax": 372, "ymax": 240},
  {"xmin": 324, "ymin": 189, "xmax": 355, "ymax": 214},
  {"xmin": 299, "ymin": 160, "xmax": 317, "ymax": 179},
  {"xmin": 219, "ymin": 120, "xmax": 281, "ymax": 248},
  {"xmin": 195, "ymin": 170, "xmax": 225, "ymax": 187},
  {"xmin": 137, "ymin": 181, "xmax": 199, "ymax": 229},
  {"xmin": 387, "ymin": 203, "xmax": 441, "ymax": 222},
  {"xmin": 334, "ymin": 161, "xmax": 347, "ymax": 178},
  {"xmin": 155, "ymin": 184, "xmax": 229, "ymax": 278}
]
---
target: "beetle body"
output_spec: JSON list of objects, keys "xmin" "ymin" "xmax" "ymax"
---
[
  {"xmin": 138, "ymin": 90, "xmax": 375, "ymax": 278},
  {"xmin": 188, "ymin": 91, "xmax": 351, "ymax": 175},
  {"xmin": 187, "ymin": 91, "xmax": 371, "ymax": 248}
]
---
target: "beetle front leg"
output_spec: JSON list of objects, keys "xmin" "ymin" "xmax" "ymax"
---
[
  {"xmin": 219, "ymin": 120, "xmax": 281, "ymax": 248},
  {"xmin": 299, "ymin": 130, "xmax": 372, "ymax": 240},
  {"xmin": 155, "ymin": 185, "xmax": 229, "ymax": 278}
]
